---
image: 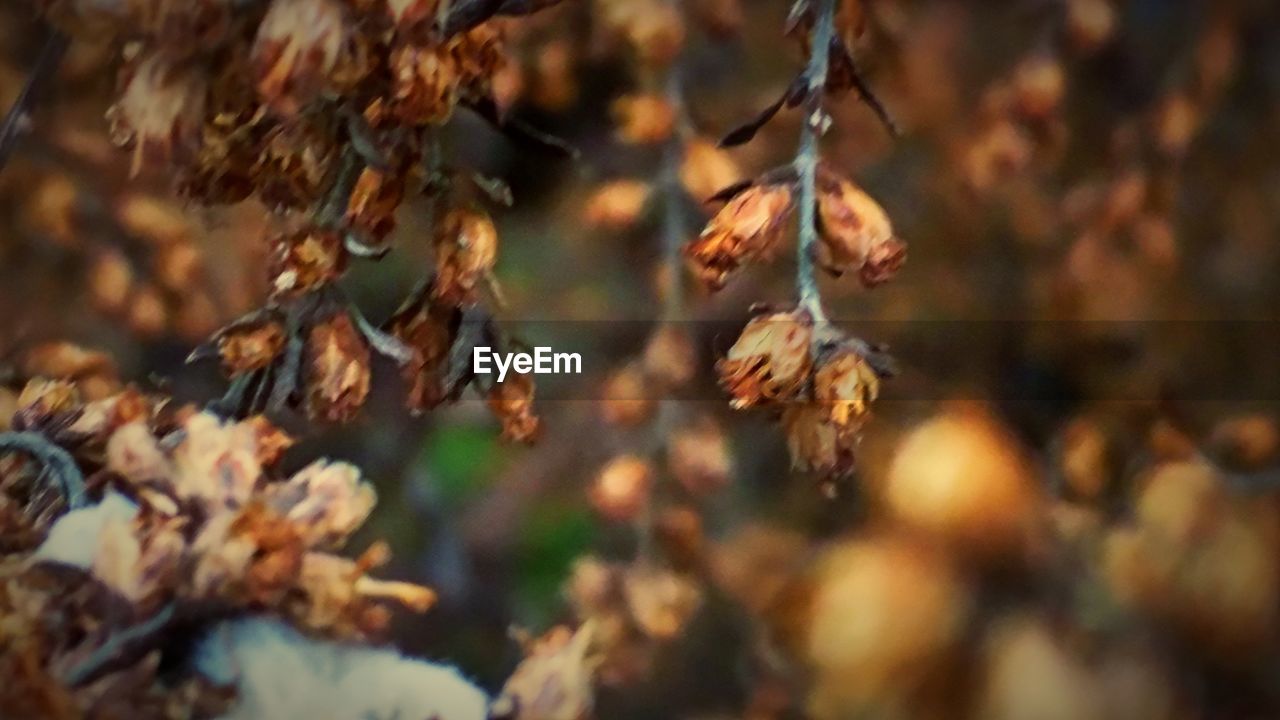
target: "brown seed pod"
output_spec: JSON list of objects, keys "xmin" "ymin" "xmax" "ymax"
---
[
  {"xmin": 583, "ymin": 180, "xmax": 652, "ymax": 230},
  {"xmin": 686, "ymin": 183, "xmax": 794, "ymax": 290},
  {"xmin": 812, "ymin": 348, "xmax": 879, "ymax": 431},
  {"xmin": 434, "ymin": 208, "xmax": 499, "ymax": 305},
  {"xmin": 600, "ymin": 363, "xmax": 656, "ymax": 427},
  {"xmin": 1012, "ymin": 55, "xmax": 1066, "ymax": 120},
  {"xmin": 488, "ymin": 373, "xmax": 541, "ymax": 443},
  {"xmin": 782, "ymin": 404, "xmax": 857, "ymax": 475},
  {"xmin": 345, "ymin": 166, "xmax": 408, "ymax": 244},
  {"xmin": 623, "ymin": 565, "xmax": 702, "ymax": 640},
  {"xmin": 390, "ymin": 43, "xmax": 462, "ymax": 126},
  {"xmin": 305, "ymin": 312, "xmax": 372, "ymax": 423},
  {"xmin": 107, "ymin": 52, "xmax": 208, "ymax": 176},
  {"xmin": 216, "ymin": 320, "xmax": 287, "ymax": 377},
  {"xmin": 717, "ymin": 310, "xmax": 813, "ymax": 409},
  {"xmin": 388, "ymin": 292, "xmax": 459, "ymax": 413},
  {"xmin": 666, "ymin": 416, "xmax": 731, "ymax": 495},
  {"xmin": 252, "ymin": 0, "xmax": 355, "ymax": 117},
  {"xmin": 643, "ymin": 325, "xmax": 696, "ymax": 389}
]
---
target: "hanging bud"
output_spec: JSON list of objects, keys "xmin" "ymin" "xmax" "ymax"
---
[
  {"xmin": 252, "ymin": 0, "xmax": 355, "ymax": 116},
  {"xmin": 345, "ymin": 166, "xmax": 408, "ymax": 244},
  {"xmin": 686, "ymin": 183, "xmax": 794, "ymax": 290},
  {"xmin": 612, "ymin": 94, "xmax": 678, "ymax": 145},
  {"xmin": 782, "ymin": 404, "xmax": 854, "ymax": 474},
  {"xmin": 390, "ymin": 43, "xmax": 461, "ymax": 125},
  {"xmin": 717, "ymin": 310, "xmax": 812, "ymax": 409},
  {"xmin": 643, "ymin": 326, "xmax": 696, "ymax": 389},
  {"xmin": 388, "ymin": 292, "xmax": 458, "ymax": 413},
  {"xmin": 666, "ymin": 416, "xmax": 731, "ymax": 495},
  {"xmin": 623, "ymin": 565, "xmax": 702, "ymax": 640},
  {"xmin": 590, "ymin": 456, "xmax": 654, "ymax": 523},
  {"xmin": 107, "ymin": 52, "xmax": 208, "ymax": 176},
  {"xmin": 489, "ymin": 373, "xmax": 541, "ymax": 443},
  {"xmin": 815, "ymin": 165, "xmax": 904, "ymax": 286},
  {"xmin": 217, "ymin": 319, "xmax": 287, "ymax": 377},
  {"xmin": 448, "ymin": 24, "xmax": 508, "ymax": 90},
  {"xmin": 269, "ymin": 227, "xmax": 348, "ymax": 298},
  {"xmin": 434, "ymin": 208, "xmax": 499, "ymax": 305},
  {"xmin": 600, "ymin": 363, "xmax": 656, "ymax": 427},
  {"xmin": 493, "ymin": 625, "xmax": 597, "ymax": 720},
  {"xmin": 305, "ymin": 312, "xmax": 371, "ymax": 423},
  {"xmin": 679, "ymin": 138, "xmax": 742, "ymax": 202},
  {"xmin": 813, "ymin": 348, "xmax": 880, "ymax": 431}
]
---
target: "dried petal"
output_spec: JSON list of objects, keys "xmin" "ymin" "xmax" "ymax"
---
[
  {"xmin": 306, "ymin": 313, "xmax": 372, "ymax": 423},
  {"xmin": 685, "ymin": 184, "xmax": 793, "ymax": 290},
  {"xmin": 716, "ymin": 310, "xmax": 812, "ymax": 408}
]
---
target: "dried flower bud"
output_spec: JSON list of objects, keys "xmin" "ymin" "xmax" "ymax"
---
[
  {"xmin": 686, "ymin": 184, "xmax": 794, "ymax": 290},
  {"xmin": 717, "ymin": 310, "xmax": 812, "ymax": 409},
  {"xmin": 679, "ymin": 138, "xmax": 742, "ymax": 202},
  {"xmin": 782, "ymin": 404, "xmax": 856, "ymax": 475},
  {"xmin": 216, "ymin": 320, "xmax": 287, "ymax": 376},
  {"xmin": 612, "ymin": 94, "xmax": 677, "ymax": 145},
  {"xmin": 813, "ymin": 349, "xmax": 880, "ymax": 431},
  {"xmin": 107, "ymin": 52, "xmax": 207, "ymax": 176},
  {"xmin": 584, "ymin": 180, "xmax": 652, "ymax": 230},
  {"xmin": 590, "ymin": 456, "xmax": 654, "ymax": 522},
  {"xmin": 434, "ymin": 208, "xmax": 499, "ymax": 305},
  {"xmin": 489, "ymin": 373, "xmax": 540, "ymax": 443},
  {"xmin": 388, "ymin": 292, "xmax": 458, "ymax": 413},
  {"xmin": 171, "ymin": 413, "xmax": 264, "ymax": 510},
  {"xmin": 815, "ymin": 167, "xmax": 901, "ymax": 285},
  {"xmin": 667, "ymin": 416, "xmax": 731, "ymax": 495},
  {"xmin": 1066, "ymin": 0, "xmax": 1116, "ymax": 53},
  {"xmin": 252, "ymin": 0, "xmax": 355, "ymax": 116},
  {"xmin": 390, "ymin": 43, "xmax": 461, "ymax": 125},
  {"xmin": 494, "ymin": 625, "xmax": 597, "ymax": 720},
  {"xmin": 623, "ymin": 565, "xmax": 702, "ymax": 640},
  {"xmin": 963, "ymin": 120, "xmax": 1033, "ymax": 193},
  {"xmin": 345, "ymin": 166, "xmax": 407, "ymax": 244},
  {"xmin": 643, "ymin": 326, "xmax": 696, "ymax": 388},
  {"xmin": 448, "ymin": 24, "xmax": 507, "ymax": 89},
  {"xmin": 269, "ymin": 227, "xmax": 347, "ymax": 298},
  {"xmin": 255, "ymin": 122, "xmax": 338, "ymax": 211},
  {"xmin": 600, "ymin": 364, "xmax": 656, "ymax": 427},
  {"xmin": 860, "ymin": 237, "xmax": 907, "ymax": 287},
  {"xmin": 305, "ymin": 313, "xmax": 371, "ymax": 423}
]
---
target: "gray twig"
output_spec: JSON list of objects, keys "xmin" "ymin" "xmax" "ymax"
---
[
  {"xmin": 0, "ymin": 26, "xmax": 69, "ymax": 174},
  {"xmin": 794, "ymin": 0, "xmax": 836, "ymax": 324}
]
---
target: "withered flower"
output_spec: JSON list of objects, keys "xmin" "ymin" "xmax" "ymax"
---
[
  {"xmin": 267, "ymin": 460, "xmax": 376, "ymax": 548},
  {"xmin": 589, "ymin": 456, "xmax": 654, "ymax": 523},
  {"xmin": 781, "ymin": 404, "xmax": 855, "ymax": 475},
  {"xmin": 813, "ymin": 348, "xmax": 880, "ymax": 431},
  {"xmin": 448, "ymin": 23, "xmax": 508, "ymax": 90},
  {"xmin": 815, "ymin": 165, "xmax": 903, "ymax": 286},
  {"xmin": 488, "ymin": 373, "xmax": 540, "ymax": 443},
  {"xmin": 686, "ymin": 183, "xmax": 793, "ymax": 290},
  {"xmin": 434, "ymin": 208, "xmax": 499, "ymax": 305},
  {"xmin": 860, "ymin": 236, "xmax": 907, "ymax": 288},
  {"xmin": 388, "ymin": 292, "xmax": 459, "ymax": 413},
  {"xmin": 612, "ymin": 94, "xmax": 678, "ymax": 145},
  {"xmin": 216, "ymin": 320, "xmax": 287, "ymax": 376},
  {"xmin": 390, "ymin": 43, "xmax": 461, "ymax": 125},
  {"xmin": 252, "ymin": 0, "xmax": 356, "ymax": 116},
  {"xmin": 583, "ymin": 180, "xmax": 652, "ymax": 230},
  {"xmin": 107, "ymin": 52, "xmax": 208, "ymax": 176},
  {"xmin": 623, "ymin": 565, "xmax": 702, "ymax": 640},
  {"xmin": 345, "ymin": 166, "xmax": 408, "ymax": 244},
  {"xmin": 171, "ymin": 413, "xmax": 263, "ymax": 510},
  {"xmin": 269, "ymin": 227, "xmax": 348, "ymax": 298},
  {"xmin": 254, "ymin": 121, "xmax": 338, "ymax": 211},
  {"xmin": 717, "ymin": 310, "xmax": 813, "ymax": 409},
  {"xmin": 290, "ymin": 550, "xmax": 436, "ymax": 636},
  {"xmin": 191, "ymin": 502, "xmax": 304, "ymax": 605},
  {"xmin": 600, "ymin": 363, "xmax": 656, "ymax": 427},
  {"xmin": 306, "ymin": 313, "xmax": 372, "ymax": 423},
  {"xmin": 1012, "ymin": 55, "xmax": 1066, "ymax": 120},
  {"xmin": 642, "ymin": 325, "xmax": 696, "ymax": 389}
]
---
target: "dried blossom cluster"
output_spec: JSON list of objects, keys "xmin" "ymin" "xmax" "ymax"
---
[
  {"xmin": 0, "ymin": 347, "xmax": 446, "ymax": 716},
  {"xmin": 30, "ymin": 0, "xmax": 566, "ymax": 434}
]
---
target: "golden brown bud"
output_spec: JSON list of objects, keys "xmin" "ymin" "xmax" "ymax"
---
[
  {"xmin": 666, "ymin": 416, "xmax": 731, "ymax": 495},
  {"xmin": 679, "ymin": 138, "xmax": 742, "ymax": 202},
  {"xmin": 345, "ymin": 166, "xmax": 407, "ymax": 244},
  {"xmin": 252, "ymin": 0, "xmax": 354, "ymax": 116},
  {"xmin": 583, "ymin": 180, "xmax": 652, "ymax": 230},
  {"xmin": 717, "ymin": 310, "xmax": 812, "ymax": 409},
  {"xmin": 269, "ymin": 227, "xmax": 347, "ymax": 298},
  {"xmin": 217, "ymin": 320, "xmax": 287, "ymax": 377},
  {"xmin": 390, "ymin": 43, "xmax": 461, "ymax": 126},
  {"xmin": 600, "ymin": 364, "xmax": 656, "ymax": 427},
  {"xmin": 388, "ymin": 293, "xmax": 457, "ymax": 413},
  {"xmin": 1066, "ymin": 0, "xmax": 1116, "ymax": 53},
  {"xmin": 686, "ymin": 183, "xmax": 793, "ymax": 290},
  {"xmin": 782, "ymin": 404, "xmax": 856, "ymax": 475},
  {"xmin": 643, "ymin": 326, "xmax": 696, "ymax": 389},
  {"xmin": 812, "ymin": 349, "xmax": 879, "ymax": 431},
  {"xmin": 815, "ymin": 166, "xmax": 902, "ymax": 286},
  {"xmin": 434, "ymin": 208, "xmax": 499, "ymax": 305},
  {"xmin": 107, "ymin": 52, "xmax": 208, "ymax": 176},
  {"xmin": 623, "ymin": 565, "xmax": 702, "ymax": 640},
  {"xmin": 1012, "ymin": 55, "xmax": 1066, "ymax": 120},
  {"xmin": 589, "ymin": 455, "xmax": 654, "ymax": 522},
  {"xmin": 612, "ymin": 94, "xmax": 677, "ymax": 145},
  {"xmin": 305, "ymin": 312, "xmax": 371, "ymax": 423}
]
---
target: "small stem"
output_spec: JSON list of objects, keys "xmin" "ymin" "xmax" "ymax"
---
[
  {"xmin": 794, "ymin": 0, "xmax": 836, "ymax": 325},
  {"xmin": 62, "ymin": 603, "xmax": 177, "ymax": 686},
  {"xmin": 0, "ymin": 431, "xmax": 86, "ymax": 509}
]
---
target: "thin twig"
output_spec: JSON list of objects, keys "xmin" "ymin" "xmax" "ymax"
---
[
  {"xmin": 62, "ymin": 603, "xmax": 178, "ymax": 687},
  {"xmin": 0, "ymin": 431, "xmax": 86, "ymax": 509},
  {"xmin": 794, "ymin": 0, "xmax": 836, "ymax": 324},
  {"xmin": 0, "ymin": 26, "xmax": 69, "ymax": 174}
]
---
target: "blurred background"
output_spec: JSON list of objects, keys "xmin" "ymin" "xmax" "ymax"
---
[{"xmin": 4, "ymin": 0, "xmax": 1280, "ymax": 717}]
